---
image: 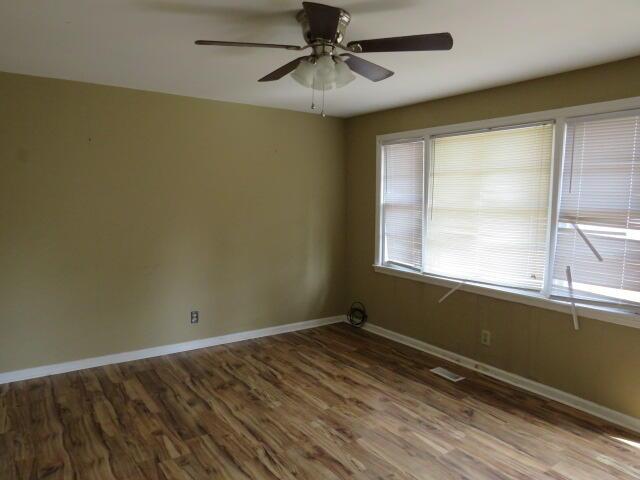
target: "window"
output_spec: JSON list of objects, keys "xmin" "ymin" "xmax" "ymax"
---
[
  {"xmin": 426, "ymin": 124, "xmax": 553, "ymax": 289},
  {"xmin": 381, "ymin": 140, "xmax": 424, "ymax": 270},
  {"xmin": 376, "ymin": 99, "xmax": 640, "ymax": 323},
  {"xmin": 552, "ymin": 112, "xmax": 640, "ymax": 306}
]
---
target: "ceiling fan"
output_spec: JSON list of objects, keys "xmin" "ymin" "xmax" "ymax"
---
[{"xmin": 195, "ymin": 1, "xmax": 453, "ymax": 92}]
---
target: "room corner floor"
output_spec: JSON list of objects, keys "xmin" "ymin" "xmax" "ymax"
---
[{"xmin": 1, "ymin": 323, "xmax": 638, "ymax": 479}]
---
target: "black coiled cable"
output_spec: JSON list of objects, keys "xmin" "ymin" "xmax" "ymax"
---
[{"xmin": 347, "ymin": 301, "xmax": 368, "ymax": 328}]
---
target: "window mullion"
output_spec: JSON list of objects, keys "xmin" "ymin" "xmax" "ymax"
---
[
  {"xmin": 542, "ymin": 118, "xmax": 566, "ymax": 297},
  {"xmin": 421, "ymin": 136, "xmax": 431, "ymax": 274}
]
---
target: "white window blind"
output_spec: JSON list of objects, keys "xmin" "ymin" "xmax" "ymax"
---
[
  {"xmin": 425, "ymin": 123, "xmax": 554, "ymax": 289},
  {"xmin": 381, "ymin": 140, "xmax": 424, "ymax": 270},
  {"xmin": 552, "ymin": 112, "xmax": 640, "ymax": 305}
]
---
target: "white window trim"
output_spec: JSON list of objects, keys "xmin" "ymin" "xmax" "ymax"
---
[{"xmin": 374, "ymin": 96, "xmax": 640, "ymax": 330}]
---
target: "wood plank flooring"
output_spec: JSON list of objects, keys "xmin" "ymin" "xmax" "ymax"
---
[{"xmin": 1, "ymin": 323, "xmax": 639, "ymax": 479}]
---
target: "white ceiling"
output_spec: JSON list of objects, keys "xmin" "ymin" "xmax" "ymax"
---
[{"xmin": 1, "ymin": 0, "xmax": 640, "ymax": 118}]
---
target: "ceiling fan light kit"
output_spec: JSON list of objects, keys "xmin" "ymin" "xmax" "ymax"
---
[
  {"xmin": 291, "ymin": 55, "xmax": 356, "ymax": 90},
  {"xmin": 195, "ymin": 2, "xmax": 453, "ymax": 114}
]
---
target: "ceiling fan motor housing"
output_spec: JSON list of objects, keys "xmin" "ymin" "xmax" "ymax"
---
[{"xmin": 296, "ymin": 7, "xmax": 351, "ymax": 47}]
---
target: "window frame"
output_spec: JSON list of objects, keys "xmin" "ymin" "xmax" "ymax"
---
[{"xmin": 375, "ymin": 96, "xmax": 640, "ymax": 330}]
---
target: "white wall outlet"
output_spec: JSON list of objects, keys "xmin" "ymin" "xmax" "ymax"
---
[
  {"xmin": 190, "ymin": 311, "xmax": 199, "ymax": 324},
  {"xmin": 481, "ymin": 329, "xmax": 491, "ymax": 346}
]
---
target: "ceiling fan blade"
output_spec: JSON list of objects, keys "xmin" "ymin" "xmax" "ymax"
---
[
  {"xmin": 347, "ymin": 33, "xmax": 453, "ymax": 53},
  {"xmin": 259, "ymin": 56, "xmax": 310, "ymax": 82},
  {"xmin": 341, "ymin": 54, "xmax": 394, "ymax": 82},
  {"xmin": 195, "ymin": 40, "xmax": 304, "ymax": 51},
  {"xmin": 303, "ymin": 2, "xmax": 343, "ymax": 42}
]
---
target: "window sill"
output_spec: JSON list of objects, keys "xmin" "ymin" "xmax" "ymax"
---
[{"xmin": 373, "ymin": 264, "xmax": 640, "ymax": 330}]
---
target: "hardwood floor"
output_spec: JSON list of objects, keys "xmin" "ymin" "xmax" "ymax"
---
[{"xmin": 1, "ymin": 323, "xmax": 639, "ymax": 479}]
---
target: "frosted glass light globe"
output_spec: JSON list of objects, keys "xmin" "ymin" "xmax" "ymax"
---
[
  {"xmin": 291, "ymin": 59, "xmax": 316, "ymax": 88},
  {"xmin": 334, "ymin": 56, "xmax": 356, "ymax": 88},
  {"xmin": 315, "ymin": 55, "xmax": 336, "ymax": 89},
  {"xmin": 290, "ymin": 54, "xmax": 355, "ymax": 91}
]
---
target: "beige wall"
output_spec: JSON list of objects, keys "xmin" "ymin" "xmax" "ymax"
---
[
  {"xmin": 3, "ymin": 55, "xmax": 640, "ymax": 419},
  {"xmin": 0, "ymin": 72, "xmax": 346, "ymax": 373},
  {"xmin": 345, "ymin": 56, "xmax": 640, "ymax": 418}
]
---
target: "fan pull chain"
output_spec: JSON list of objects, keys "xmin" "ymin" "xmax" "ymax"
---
[{"xmin": 309, "ymin": 78, "xmax": 326, "ymax": 117}]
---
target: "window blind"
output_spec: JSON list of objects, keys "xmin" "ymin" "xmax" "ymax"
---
[
  {"xmin": 381, "ymin": 140, "xmax": 424, "ymax": 269},
  {"xmin": 425, "ymin": 123, "xmax": 553, "ymax": 289},
  {"xmin": 552, "ymin": 112, "xmax": 640, "ymax": 305}
]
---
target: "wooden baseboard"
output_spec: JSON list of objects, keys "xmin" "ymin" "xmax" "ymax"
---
[
  {"xmin": 362, "ymin": 322, "xmax": 640, "ymax": 434},
  {"xmin": 0, "ymin": 315, "xmax": 346, "ymax": 384}
]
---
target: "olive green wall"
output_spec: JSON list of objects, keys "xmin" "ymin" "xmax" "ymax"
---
[
  {"xmin": 0, "ymin": 71, "xmax": 346, "ymax": 373},
  {"xmin": 345, "ymin": 56, "xmax": 640, "ymax": 418}
]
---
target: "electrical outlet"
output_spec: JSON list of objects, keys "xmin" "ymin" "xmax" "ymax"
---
[
  {"xmin": 481, "ymin": 329, "xmax": 491, "ymax": 346},
  {"xmin": 190, "ymin": 311, "xmax": 199, "ymax": 324}
]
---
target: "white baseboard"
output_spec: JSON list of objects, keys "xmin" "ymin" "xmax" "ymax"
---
[
  {"xmin": 0, "ymin": 315, "xmax": 346, "ymax": 384},
  {"xmin": 5, "ymin": 316, "xmax": 637, "ymax": 434},
  {"xmin": 362, "ymin": 322, "xmax": 640, "ymax": 435}
]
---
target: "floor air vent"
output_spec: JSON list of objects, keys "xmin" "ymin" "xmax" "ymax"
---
[{"xmin": 430, "ymin": 367, "xmax": 465, "ymax": 382}]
